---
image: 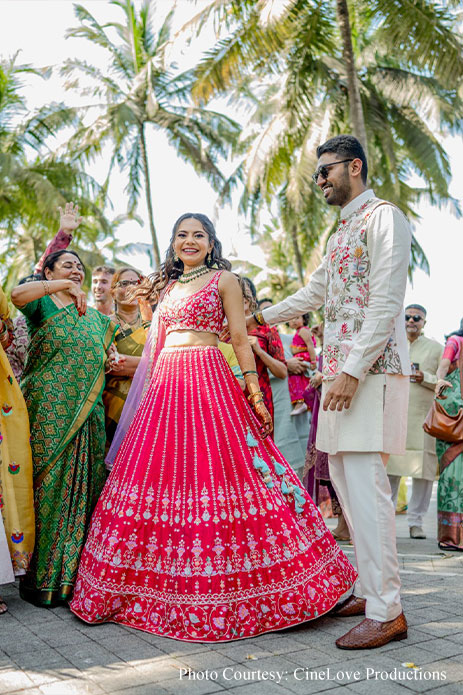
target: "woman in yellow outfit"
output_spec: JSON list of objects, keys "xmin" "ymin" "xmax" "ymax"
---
[{"xmin": 0, "ymin": 287, "xmax": 35, "ymax": 613}]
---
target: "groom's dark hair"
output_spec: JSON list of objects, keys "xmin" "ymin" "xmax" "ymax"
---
[{"xmin": 317, "ymin": 135, "xmax": 368, "ymax": 184}]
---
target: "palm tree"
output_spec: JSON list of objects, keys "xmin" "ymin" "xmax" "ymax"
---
[
  {"xmin": 61, "ymin": 0, "xmax": 241, "ymax": 268},
  {"xmin": 188, "ymin": 0, "xmax": 463, "ymax": 286},
  {"xmin": 0, "ymin": 53, "xmax": 116, "ymax": 292}
]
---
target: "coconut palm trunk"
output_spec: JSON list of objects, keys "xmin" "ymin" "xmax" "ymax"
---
[
  {"xmin": 289, "ymin": 222, "xmax": 305, "ymax": 285},
  {"xmin": 336, "ymin": 0, "xmax": 368, "ymax": 158},
  {"xmin": 139, "ymin": 123, "xmax": 161, "ymax": 268}
]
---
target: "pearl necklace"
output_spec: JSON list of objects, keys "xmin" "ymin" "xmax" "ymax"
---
[{"xmin": 177, "ymin": 265, "xmax": 210, "ymax": 284}]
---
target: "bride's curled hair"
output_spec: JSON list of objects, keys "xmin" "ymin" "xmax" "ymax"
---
[{"xmin": 133, "ymin": 213, "xmax": 232, "ymax": 304}]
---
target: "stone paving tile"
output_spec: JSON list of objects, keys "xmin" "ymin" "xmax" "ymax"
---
[
  {"xmin": 396, "ymin": 659, "xmax": 462, "ymax": 692},
  {"xmin": 160, "ymin": 674, "xmax": 226, "ymax": 694},
  {"xmin": 211, "ymin": 644, "xmax": 274, "ymax": 663},
  {"xmin": 284, "ymin": 647, "xmax": 352, "ymax": 669},
  {"xmin": 38, "ymin": 679, "xmax": 106, "ymax": 694},
  {"xmin": 132, "ymin": 656, "xmax": 193, "ymax": 682},
  {"xmin": 109, "ymin": 686, "xmax": 170, "ymax": 695},
  {"xmin": 215, "ymin": 681, "xmax": 288, "ymax": 695},
  {"xmin": 280, "ymin": 674, "xmax": 343, "ymax": 694},
  {"xmin": 411, "ymin": 622, "xmax": 463, "ymax": 639},
  {"xmin": 426, "ymin": 685, "xmax": 463, "ymax": 695},
  {"xmin": 54, "ymin": 645, "xmax": 124, "ymax": 671},
  {"xmin": 344, "ymin": 681, "xmax": 410, "ymax": 694},
  {"xmin": 442, "ymin": 630, "xmax": 463, "ymax": 646},
  {"xmin": 0, "ymin": 669, "xmax": 36, "ymax": 694},
  {"xmin": 416, "ymin": 640, "xmax": 463, "ymax": 660}
]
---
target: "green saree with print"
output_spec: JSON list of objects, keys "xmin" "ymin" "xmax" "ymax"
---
[
  {"xmin": 19, "ymin": 296, "xmax": 115, "ymax": 605},
  {"xmin": 436, "ymin": 363, "xmax": 463, "ymax": 551}
]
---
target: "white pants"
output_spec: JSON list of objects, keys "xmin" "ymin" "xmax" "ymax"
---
[
  {"xmin": 329, "ymin": 452, "xmax": 402, "ymax": 622},
  {"xmin": 388, "ymin": 475, "xmax": 434, "ymax": 528}
]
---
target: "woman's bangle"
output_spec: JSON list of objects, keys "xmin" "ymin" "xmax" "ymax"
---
[
  {"xmin": 243, "ymin": 370, "xmax": 258, "ymax": 377},
  {"xmin": 251, "ymin": 398, "xmax": 264, "ymax": 407},
  {"xmin": 247, "ymin": 391, "xmax": 264, "ymax": 402},
  {"xmin": 253, "ymin": 311, "xmax": 267, "ymax": 326},
  {"xmin": 41, "ymin": 281, "xmax": 50, "ymax": 296}
]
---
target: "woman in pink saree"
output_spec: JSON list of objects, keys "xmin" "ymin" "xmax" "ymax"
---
[{"xmin": 70, "ymin": 213, "xmax": 356, "ymax": 642}]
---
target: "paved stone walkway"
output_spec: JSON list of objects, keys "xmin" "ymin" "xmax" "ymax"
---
[{"xmin": 1, "ymin": 482, "xmax": 463, "ymax": 695}]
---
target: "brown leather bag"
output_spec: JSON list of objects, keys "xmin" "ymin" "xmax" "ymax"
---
[{"xmin": 423, "ymin": 351, "xmax": 463, "ymax": 443}]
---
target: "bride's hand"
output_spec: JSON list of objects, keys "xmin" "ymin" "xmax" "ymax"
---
[
  {"xmin": 66, "ymin": 283, "xmax": 87, "ymax": 316},
  {"xmin": 252, "ymin": 399, "xmax": 273, "ymax": 438}
]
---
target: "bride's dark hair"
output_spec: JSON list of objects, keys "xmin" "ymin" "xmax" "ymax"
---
[{"xmin": 134, "ymin": 213, "xmax": 231, "ymax": 303}]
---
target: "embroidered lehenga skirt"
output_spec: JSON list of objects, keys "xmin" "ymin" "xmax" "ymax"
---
[{"xmin": 70, "ymin": 346, "xmax": 356, "ymax": 642}]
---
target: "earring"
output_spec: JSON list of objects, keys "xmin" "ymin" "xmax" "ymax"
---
[
  {"xmin": 173, "ymin": 252, "xmax": 178, "ymax": 262},
  {"xmin": 206, "ymin": 252, "xmax": 211, "ymax": 265}
]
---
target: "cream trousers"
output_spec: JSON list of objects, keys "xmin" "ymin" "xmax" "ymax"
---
[{"xmin": 329, "ymin": 451, "xmax": 402, "ymax": 622}]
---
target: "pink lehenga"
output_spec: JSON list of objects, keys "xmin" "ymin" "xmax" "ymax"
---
[{"xmin": 70, "ymin": 271, "xmax": 356, "ymax": 642}]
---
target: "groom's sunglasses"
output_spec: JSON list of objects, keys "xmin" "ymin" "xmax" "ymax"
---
[
  {"xmin": 405, "ymin": 314, "xmax": 424, "ymax": 322},
  {"xmin": 312, "ymin": 158, "xmax": 354, "ymax": 184}
]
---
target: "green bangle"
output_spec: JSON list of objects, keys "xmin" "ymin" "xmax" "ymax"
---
[{"xmin": 243, "ymin": 370, "xmax": 258, "ymax": 377}]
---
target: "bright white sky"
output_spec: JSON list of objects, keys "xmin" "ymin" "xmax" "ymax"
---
[{"xmin": 1, "ymin": 0, "xmax": 463, "ymax": 343}]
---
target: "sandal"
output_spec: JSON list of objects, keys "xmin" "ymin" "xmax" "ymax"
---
[
  {"xmin": 0, "ymin": 596, "xmax": 7, "ymax": 615},
  {"xmin": 438, "ymin": 542, "xmax": 463, "ymax": 552}
]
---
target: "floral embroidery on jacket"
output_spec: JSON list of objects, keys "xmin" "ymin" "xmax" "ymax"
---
[{"xmin": 323, "ymin": 197, "xmax": 402, "ymax": 379}]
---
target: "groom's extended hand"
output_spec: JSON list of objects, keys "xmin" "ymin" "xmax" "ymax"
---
[{"xmin": 323, "ymin": 373, "xmax": 359, "ymax": 412}]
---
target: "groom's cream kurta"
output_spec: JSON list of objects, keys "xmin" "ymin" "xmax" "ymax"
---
[{"xmin": 262, "ymin": 189, "xmax": 412, "ymax": 456}]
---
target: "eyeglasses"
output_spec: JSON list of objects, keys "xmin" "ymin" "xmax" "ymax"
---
[
  {"xmin": 312, "ymin": 159, "xmax": 354, "ymax": 184},
  {"xmin": 405, "ymin": 314, "xmax": 424, "ymax": 322},
  {"xmin": 116, "ymin": 279, "xmax": 140, "ymax": 288}
]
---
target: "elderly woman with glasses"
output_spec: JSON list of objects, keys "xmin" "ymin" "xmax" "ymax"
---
[{"xmin": 103, "ymin": 267, "xmax": 152, "ymax": 450}]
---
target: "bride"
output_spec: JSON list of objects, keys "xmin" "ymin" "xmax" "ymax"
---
[{"xmin": 70, "ymin": 213, "xmax": 356, "ymax": 642}]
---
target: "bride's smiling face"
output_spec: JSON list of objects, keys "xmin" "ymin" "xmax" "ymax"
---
[{"xmin": 173, "ymin": 218, "xmax": 213, "ymax": 268}]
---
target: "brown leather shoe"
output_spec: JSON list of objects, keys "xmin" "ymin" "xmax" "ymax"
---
[
  {"xmin": 333, "ymin": 595, "xmax": 366, "ymax": 617},
  {"xmin": 335, "ymin": 612, "xmax": 407, "ymax": 649}
]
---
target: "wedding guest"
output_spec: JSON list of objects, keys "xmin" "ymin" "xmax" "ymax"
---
[
  {"xmin": 92, "ymin": 265, "xmax": 115, "ymax": 316},
  {"xmin": 241, "ymin": 277, "xmax": 287, "ymax": 421},
  {"xmin": 287, "ymin": 314, "xmax": 316, "ymax": 415},
  {"xmin": 103, "ymin": 267, "xmax": 150, "ymax": 447},
  {"xmin": 387, "ymin": 304, "xmax": 443, "ymax": 539},
  {"xmin": 433, "ymin": 327, "xmax": 463, "ymax": 551},
  {"xmin": 0, "ymin": 287, "xmax": 34, "ymax": 615},
  {"xmin": 12, "ymin": 249, "xmax": 116, "ymax": 606}
]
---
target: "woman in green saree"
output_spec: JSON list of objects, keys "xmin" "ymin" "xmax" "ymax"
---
[
  {"xmin": 12, "ymin": 249, "xmax": 116, "ymax": 605},
  {"xmin": 434, "ymin": 329, "xmax": 463, "ymax": 551}
]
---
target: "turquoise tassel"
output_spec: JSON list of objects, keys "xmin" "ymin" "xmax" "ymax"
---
[
  {"xmin": 294, "ymin": 491, "xmax": 305, "ymax": 503},
  {"xmin": 265, "ymin": 479, "xmax": 274, "ymax": 489},
  {"xmin": 246, "ymin": 429, "xmax": 259, "ymax": 447},
  {"xmin": 295, "ymin": 503, "xmax": 303, "ymax": 514},
  {"xmin": 295, "ymin": 495, "xmax": 306, "ymax": 506},
  {"xmin": 281, "ymin": 480, "xmax": 290, "ymax": 495},
  {"xmin": 293, "ymin": 485, "xmax": 303, "ymax": 495},
  {"xmin": 260, "ymin": 462, "xmax": 270, "ymax": 474},
  {"xmin": 253, "ymin": 453, "xmax": 264, "ymax": 470},
  {"xmin": 274, "ymin": 461, "xmax": 286, "ymax": 476}
]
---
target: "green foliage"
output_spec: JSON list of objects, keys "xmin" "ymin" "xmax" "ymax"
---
[
  {"xmin": 0, "ymin": 53, "xmax": 117, "ymax": 293},
  {"xmin": 190, "ymin": 0, "xmax": 463, "ymax": 294},
  {"xmin": 61, "ymin": 0, "xmax": 241, "ymax": 266}
]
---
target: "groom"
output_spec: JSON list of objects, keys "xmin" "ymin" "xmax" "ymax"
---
[{"xmin": 248, "ymin": 134, "xmax": 411, "ymax": 649}]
